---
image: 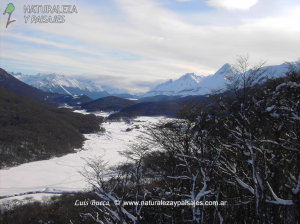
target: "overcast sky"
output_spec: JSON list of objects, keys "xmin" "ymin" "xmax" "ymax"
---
[{"xmin": 0, "ymin": 0, "xmax": 299, "ymax": 92}]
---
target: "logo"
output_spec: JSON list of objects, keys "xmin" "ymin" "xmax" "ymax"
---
[{"xmin": 3, "ymin": 3, "xmax": 16, "ymax": 28}]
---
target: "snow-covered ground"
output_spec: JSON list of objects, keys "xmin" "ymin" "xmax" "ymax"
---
[{"xmin": 0, "ymin": 111, "xmax": 163, "ymax": 204}]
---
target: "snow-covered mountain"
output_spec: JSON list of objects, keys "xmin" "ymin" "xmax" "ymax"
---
[
  {"xmin": 11, "ymin": 61, "xmax": 300, "ymax": 99},
  {"xmin": 143, "ymin": 63, "xmax": 232, "ymax": 97},
  {"xmin": 11, "ymin": 73, "xmax": 132, "ymax": 99},
  {"xmin": 143, "ymin": 61, "xmax": 300, "ymax": 97}
]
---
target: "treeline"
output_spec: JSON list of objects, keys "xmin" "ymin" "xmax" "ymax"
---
[
  {"xmin": 0, "ymin": 86, "xmax": 103, "ymax": 168},
  {"xmin": 108, "ymin": 101, "xmax": 181, "ymax": 120},
  {"xmin": 81, "ymin": 96, "xmax": 181, "ymax": 120}
]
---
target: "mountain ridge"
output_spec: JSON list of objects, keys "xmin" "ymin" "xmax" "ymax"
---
[
  {"xmin": 12, "ymin": 72, "xmax": 134, "ymax": 99},
  {"xmin": 143, "ymin": 61, "xmax": 300, "ymax": 97},
  {"xmin": 9, "ymin": 60, "xmax": 300, "ymax": 99}
]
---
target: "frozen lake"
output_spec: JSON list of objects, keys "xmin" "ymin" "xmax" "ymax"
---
[{"xmin": 0, "ymin": 111, "xmax": 163, "ymax": 201}]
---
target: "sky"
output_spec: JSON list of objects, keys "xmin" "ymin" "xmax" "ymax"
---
[{"xmin": 0, "ymin": 0, "xmax": 300, "ymax": 93}]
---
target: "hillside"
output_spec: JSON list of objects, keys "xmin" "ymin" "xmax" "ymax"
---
[
  {"xmin": 52, "ymin": 94, "xmax": 92, "ymax": 106},
  {"xmin": 0, "ymin": 68, "xmax": 58, "ymax": 102},
  {"xmin": 138, "ymin": 94, "xmax": 209, "ymax": 103},
  {"xmin": 81, "ymin": 96, "xmax": 137, "ymax": 112},
  {"xmin": 0, "ymin": 86, "xmax": 103, "ymax": 168},
  {"xmin": 138, "ymin": 95, "xmax": 182, "ymax": 102},
  {"xmin": 108, "ymin": 101, "xmax": 181, "ymax": 119},
  {"xmin": 0, "ymin": 68, "xmax": 92, "ymax": 106}
]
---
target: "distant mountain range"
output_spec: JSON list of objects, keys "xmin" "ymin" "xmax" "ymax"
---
[
  {"xmin": 11, "ymin": 61, "xmax": 300, "ymax": 100},
  {"xmin": 0, "ymin": 68, "xmax": 92, "ymax": 106},
  {"xmin": 143, "ymin": 61, "xmax": 300, "ymax": 97},
  {"xmin": 11, "ymin": 73, "xmax": 135, "ymax": 99},
  {"xmin": 143, "ymin": 64, "xmax": 231, "ymax": 97}
]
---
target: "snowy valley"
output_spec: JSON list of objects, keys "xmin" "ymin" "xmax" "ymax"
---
[{"xmin": 0, "ymin": 112, "xmax": 163, "ymax": 202}]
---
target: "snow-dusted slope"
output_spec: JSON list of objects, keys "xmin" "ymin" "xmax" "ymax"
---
[
  {"xmin": 12, "ymin": 73, "xmax": 103, "ymax": 95},
  {"xmin": 143, "ymin": 61, "xmax": 300, "ymax": 97},
  {"xmin": 11, "ymin": 73, "xmax": 131, "ymax": 99},
  {"xmin": 15, "ymin": 73, "xmax": 99, "ymax": 91},
  {"xmin": 143, "ymin": 63, "xmax": 232, "ymax": 97},
  {"xmin": 149, "ymin": 73, "xmax": 202, "ymax": 96}
]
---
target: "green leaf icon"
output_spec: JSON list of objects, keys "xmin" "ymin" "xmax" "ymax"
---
[{"xmin": 4, "ymin": 3, "xmax": 15, "ymax": 14}]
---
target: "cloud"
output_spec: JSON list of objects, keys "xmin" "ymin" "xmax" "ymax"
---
[{"xmin": 207, "ymin": 0, "xmax": 259, "ymax": 10}]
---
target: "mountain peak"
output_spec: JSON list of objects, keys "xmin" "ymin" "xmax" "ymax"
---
[
  {"xmin": 178, "ymin": 73, "xmax": 201, "ymax": 82},
  {"xmin": 215, "ymin": 63, "xmax": 232, "ymax": 76},
  {"xmin": 181, "ymin": 72, "xmax": 197, "ymax": 78}
]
